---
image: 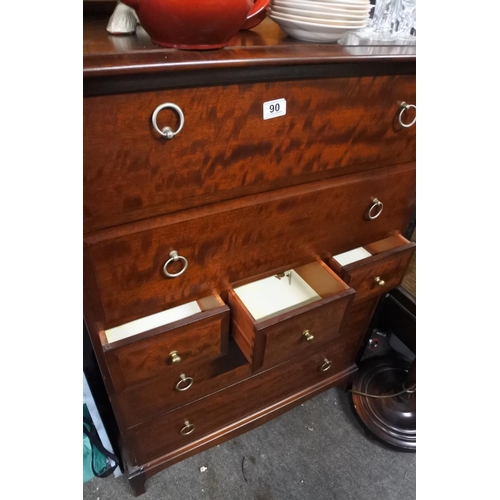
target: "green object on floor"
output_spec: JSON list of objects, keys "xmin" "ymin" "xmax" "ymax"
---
[{"xmin": 83, "ymin": 404, "xmax": 117, "ymax": 482}]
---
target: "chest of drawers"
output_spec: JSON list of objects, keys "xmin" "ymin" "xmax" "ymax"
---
[{"xmin": 84, "ymin": 15, "xmax": 416, "ymax": 496}]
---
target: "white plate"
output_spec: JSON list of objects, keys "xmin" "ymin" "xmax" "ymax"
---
[
  {"xmin": 272, "ymin": 0, "xmax": 373, "ymax": 13},
  {"xmin": 270, "ymin": 8, "xmax": 368, "ymax": 25},
  {"xmin": 300, "ymin": 0, "xmax": 370, "ymax": 5},
  {"xmin": 272, "ymin": 5, "xmax": 370, "ymax": 20},
  {"xmin": 270, "ymin": 12, "xmax": 359, "ymax": 30},
  {"xmin": 269, "ymin": 9, "xmax": 367, "ymax": 29},
  {"xmin": 270, "ymin": 13, "xmax": 359, "ymax": 42},
  {"xmin": 272, "ymin": 1, "xmax": 372, "ymax": 16}
]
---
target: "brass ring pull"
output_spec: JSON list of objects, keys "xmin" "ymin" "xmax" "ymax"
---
[
  {"xmin": 320, "ymin": 358, "xmax": 333, "ymax": 372},
  {"xmin": 374, "ymin": 276, "xmax": 386, "ymax": 287},
  {"xmin": 398, "ymin": 101, "xmax": 416, "ymax": 128},
  {"xmin": 302, "ymin": 330, "xmax": 314, "ymax": 342},
  {"xmin": 152, "ymin": 102, "xmax": 185, "ymax": 139},
  {"xmin": 163, "ymin": 250, "xmax": 188, "ymax": 278},
  {"xmin": 168, "ymin": 351, "xmax": 182, "ymax": 365},
  {"xmin": 180, "ymin": 420, "xmax": 195, "ymax": 435},
  {"xmin": 367, "ymin": 198, "xmax": 384, "ymax": 220},
  {"xmin": 175, "ymin": 374, "xmax": 194, "ymax": 392}
]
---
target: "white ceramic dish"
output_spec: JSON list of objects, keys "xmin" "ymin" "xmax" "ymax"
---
[
  {"xmin": 271, "ymin": 0, "xmax": 373, "ymax": 13},
  {"xmin": 104, "ymin": 301, "xmax": 202, "ymax": 344},
  {"xmin": 269, "ymin": 8, "xmax": 368, "ymax": 25},
  {"xmin": 300, "ymin": 0, "xmax": 370, "ymax": 5},
  {"xmin": 270, "ymin": 13, "xmax": 359, "ymax": 42},
  {"xmin": 233, "ymin": 270, "xmax": 321, "ymax": 321},
  {"xmin": 270, "ymin": 0, "xmax": 370, "ymax": 19},
  {"xmin": 271, "ymin": 4, "xmax": 370, "ymax": 20}
]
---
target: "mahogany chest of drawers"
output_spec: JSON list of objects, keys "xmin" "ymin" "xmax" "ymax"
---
[{"xmin": 83, "ymin": 15, "xmax": 416, "ymax": 496}]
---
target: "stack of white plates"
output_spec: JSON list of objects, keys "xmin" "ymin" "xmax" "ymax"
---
[{"xmin": 269, "ymin": 0, "xmax": 373, "ymax": 43}]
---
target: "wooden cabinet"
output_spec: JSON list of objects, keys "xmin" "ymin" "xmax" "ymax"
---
[{"xmin": 83, "ymin": 16, "xmax": 416, "ymax": 496}]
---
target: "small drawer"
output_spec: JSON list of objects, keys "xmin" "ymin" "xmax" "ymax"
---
[
  {"xmin": 101, "ymin": 294, "xmax": 229, "ymax": 392},
  {"xmin": 329, "ymin": 233, "xmax": 415, "ymax": 303},
  {"xmin": 228, "ymin": 260, "xmax": 354, "ymax": 372},
  {"xmin": 127, "ymin": 333, "xmax": 363, "ymax": 464},
  {"xmin": 117, "ymin": 340, "xmax": 251, "ymax": 428}
]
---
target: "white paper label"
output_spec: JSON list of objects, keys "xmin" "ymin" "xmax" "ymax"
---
[{"xmin": 263, "ymin": 98, "xmax": 286, "ymax": 120}]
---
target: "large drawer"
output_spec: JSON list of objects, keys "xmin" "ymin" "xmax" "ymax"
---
[
  {"xmin": 127, "ymin": 332, "xmax": 365, "ymax": 465},
  {"xmin": 83, "ymin": 75, "xmax": 416, "ymax": 231},
  {"xmin": 117, "ymin": 340, "xmax": 251, "ymax": 428},
  {"xmin": 84, "ymin": 163, "xmax": 415, "ymax": 326}
]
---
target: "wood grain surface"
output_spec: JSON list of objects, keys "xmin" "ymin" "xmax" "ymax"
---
[
  {"xmin": 84, "ymin": 75, "xmax": 416, "ymax": 231},
  {"xmin": 127, "ymin": 333, "xmax": 365, "ymax": 464},
  {"xmin": 84, "ymin": 162, "xmax": 416, "ymax": 327}
]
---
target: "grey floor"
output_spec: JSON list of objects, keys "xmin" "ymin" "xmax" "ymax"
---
[{"xmin": 83, "ymin": 387, "xmax": 416, "ymax": 500}]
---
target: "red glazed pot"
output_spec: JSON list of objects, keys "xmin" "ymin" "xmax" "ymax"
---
[
  {"xmin": 241, "ymin": 0, "xmax": 268, "ymax": 30},
  {"xmin": 120, "ymin": 0, "xmax": 270, "ymax": 49}
]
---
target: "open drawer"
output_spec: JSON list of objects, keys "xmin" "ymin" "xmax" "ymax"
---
[
  {"xmin": 227, "ymin": 260, "xmax": 354, "ymax": 372},
  {"xmin": 328, "ymin": 233, "xmax": 415, "ymax": 303},
  {"xmin": 100, "ymin": 294, "xmax": 230, "ymax": 392}
]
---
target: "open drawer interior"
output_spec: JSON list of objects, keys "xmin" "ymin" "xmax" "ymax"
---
[
  {"xmin": 228, "ymin": 260, "xmax": 354, "ymax": 371},
  {"xmin": 328, "ymin": 233, "xmax": 415, "ymax": 302},
  {"xmin": 101, "ymin": 294, "xmax": 226, "ymax": 349},
  {"xmin": 100, "ymin": 293, "xmax": 231, "ymax": 391}
]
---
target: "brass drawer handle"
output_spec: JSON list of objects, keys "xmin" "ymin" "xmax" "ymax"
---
[
  {"xmin": 180, "ymin": 420, "xmax": 195, "ymax": 435},
  {"xmin": 374, "ymin": 276, "xmax": 386, "ymax": 287},
  {"xmin": 168, "ymin": 351, "xmax": 182, "ymax": 365},
  {"xmin": 302, "ymin": 330, "xmax": 314, "ymax": 342},
  {"xmin": 152, "ymin": 102, "xmax": 185, "ymax": 139},
  {"xmin": 320, "ymin": 358, "xmax": 333, "ymax": 372},
  {"xmin": 163, "ymin": 250, "xmax": 188, "ymax": 278},
  {"xmin": 175, "ymin": 374, "xmax": 194, "ymax": 392},
  {"xmin": 398, "ymin": 101, "xmax": 416, "ymax": 128},
  {"xmin": 367, "ymin": 198, "xmax": 384, "ymax": 220}
]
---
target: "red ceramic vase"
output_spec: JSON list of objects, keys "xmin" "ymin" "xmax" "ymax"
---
[{"xmin": 120, "ymin": 0, "xmax": 270, "ymax": 49}]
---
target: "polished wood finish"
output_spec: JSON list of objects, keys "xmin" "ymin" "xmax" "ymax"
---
[
  {"xmin": 117, "ymin": 340, "xmax": 251, "ymax": 428},
  {"xmin": 84, "ymin": 162, "xmax": 415, "ymax": 326},
  {"xmin": 83, "ymin": 12, "xmax": 416, "ymax": 495},
  {"xmin": 104, "ymin": 306, "xmax": 230, "ymax": 392},
  {"xmin": 329, "ymin": 234, "xmax": 416, "ymax": 304},
  {"xmin": 83, "ymin": 17, "xmax": 416, "ymax": 85},
  {"xmin": 229, "ymin": 261, "xmax": 354, "ymax": 371},
  {"xmin": 84, "ymin": 75, "xmax": 415, "ymax": 231},
  {"xmin": 127, "ymin": 333, "xmax": 363, "ymax": 464}
]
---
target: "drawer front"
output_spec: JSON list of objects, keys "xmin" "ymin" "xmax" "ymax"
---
[
  {"xmin": 341, "ymin": 245, "xmax": 415, "ymax": 302},
  {"xmin": 117, "ymin": 341, "xmax": 251, "ymax": 428},
  {"xmin": 105, "ymin": 309, "xmax": 230, "ymax": 392},
  {"xmin": 255, "ymin": 292, "xmax": 354, "ymax": 371},
  {"xmin": 84, "ymin": 75, "xmax": 416, "ymax": 231},
  {"xmin": 84, "ymin": 162, "xmax": 415, "ymax": 326},
  {"xmin": 128, "ymin": 333, "xmax": 364, "ymax": 464}
]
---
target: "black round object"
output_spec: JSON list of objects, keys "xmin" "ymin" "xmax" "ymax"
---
[{"xmin": 350, "ymin": 356, "xmax": 416, "ymax": 451}]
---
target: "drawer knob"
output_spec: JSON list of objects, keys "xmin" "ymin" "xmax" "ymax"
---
[
  {"xmin": 152, "ymin": 102, "xmax": 185, "ymax": 139},
  {"xmin": 168, "ymin": 351, "xmax": 182, "ymax": 365},
  {"xmin": 320, "ymin": 358, "xmax": 333, "ymax": 372},
  {"xmin": 180, "ymin": 420, "xmax": 195, "ymax": 435},
  {"xmin": 367, "ymin": 198, "xmax": 384, "ymax": 220},
  {"xmin": 374, "ymin": 276, "xmax": 386, "ymax": 287},
  {"xmin": 398, "ymin": 101, "xmax": 416, "ymax": 128},
  {"xmin": 175, "ymin": 374, "xmax": 194, "ymax": 392},
  {"xmin": 302, "ymin": 330, "xmax": 314, "ymax": 342},
  {"xmin": 163, "ymin": 250, "xmax": 188, "ymax": 278}
]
